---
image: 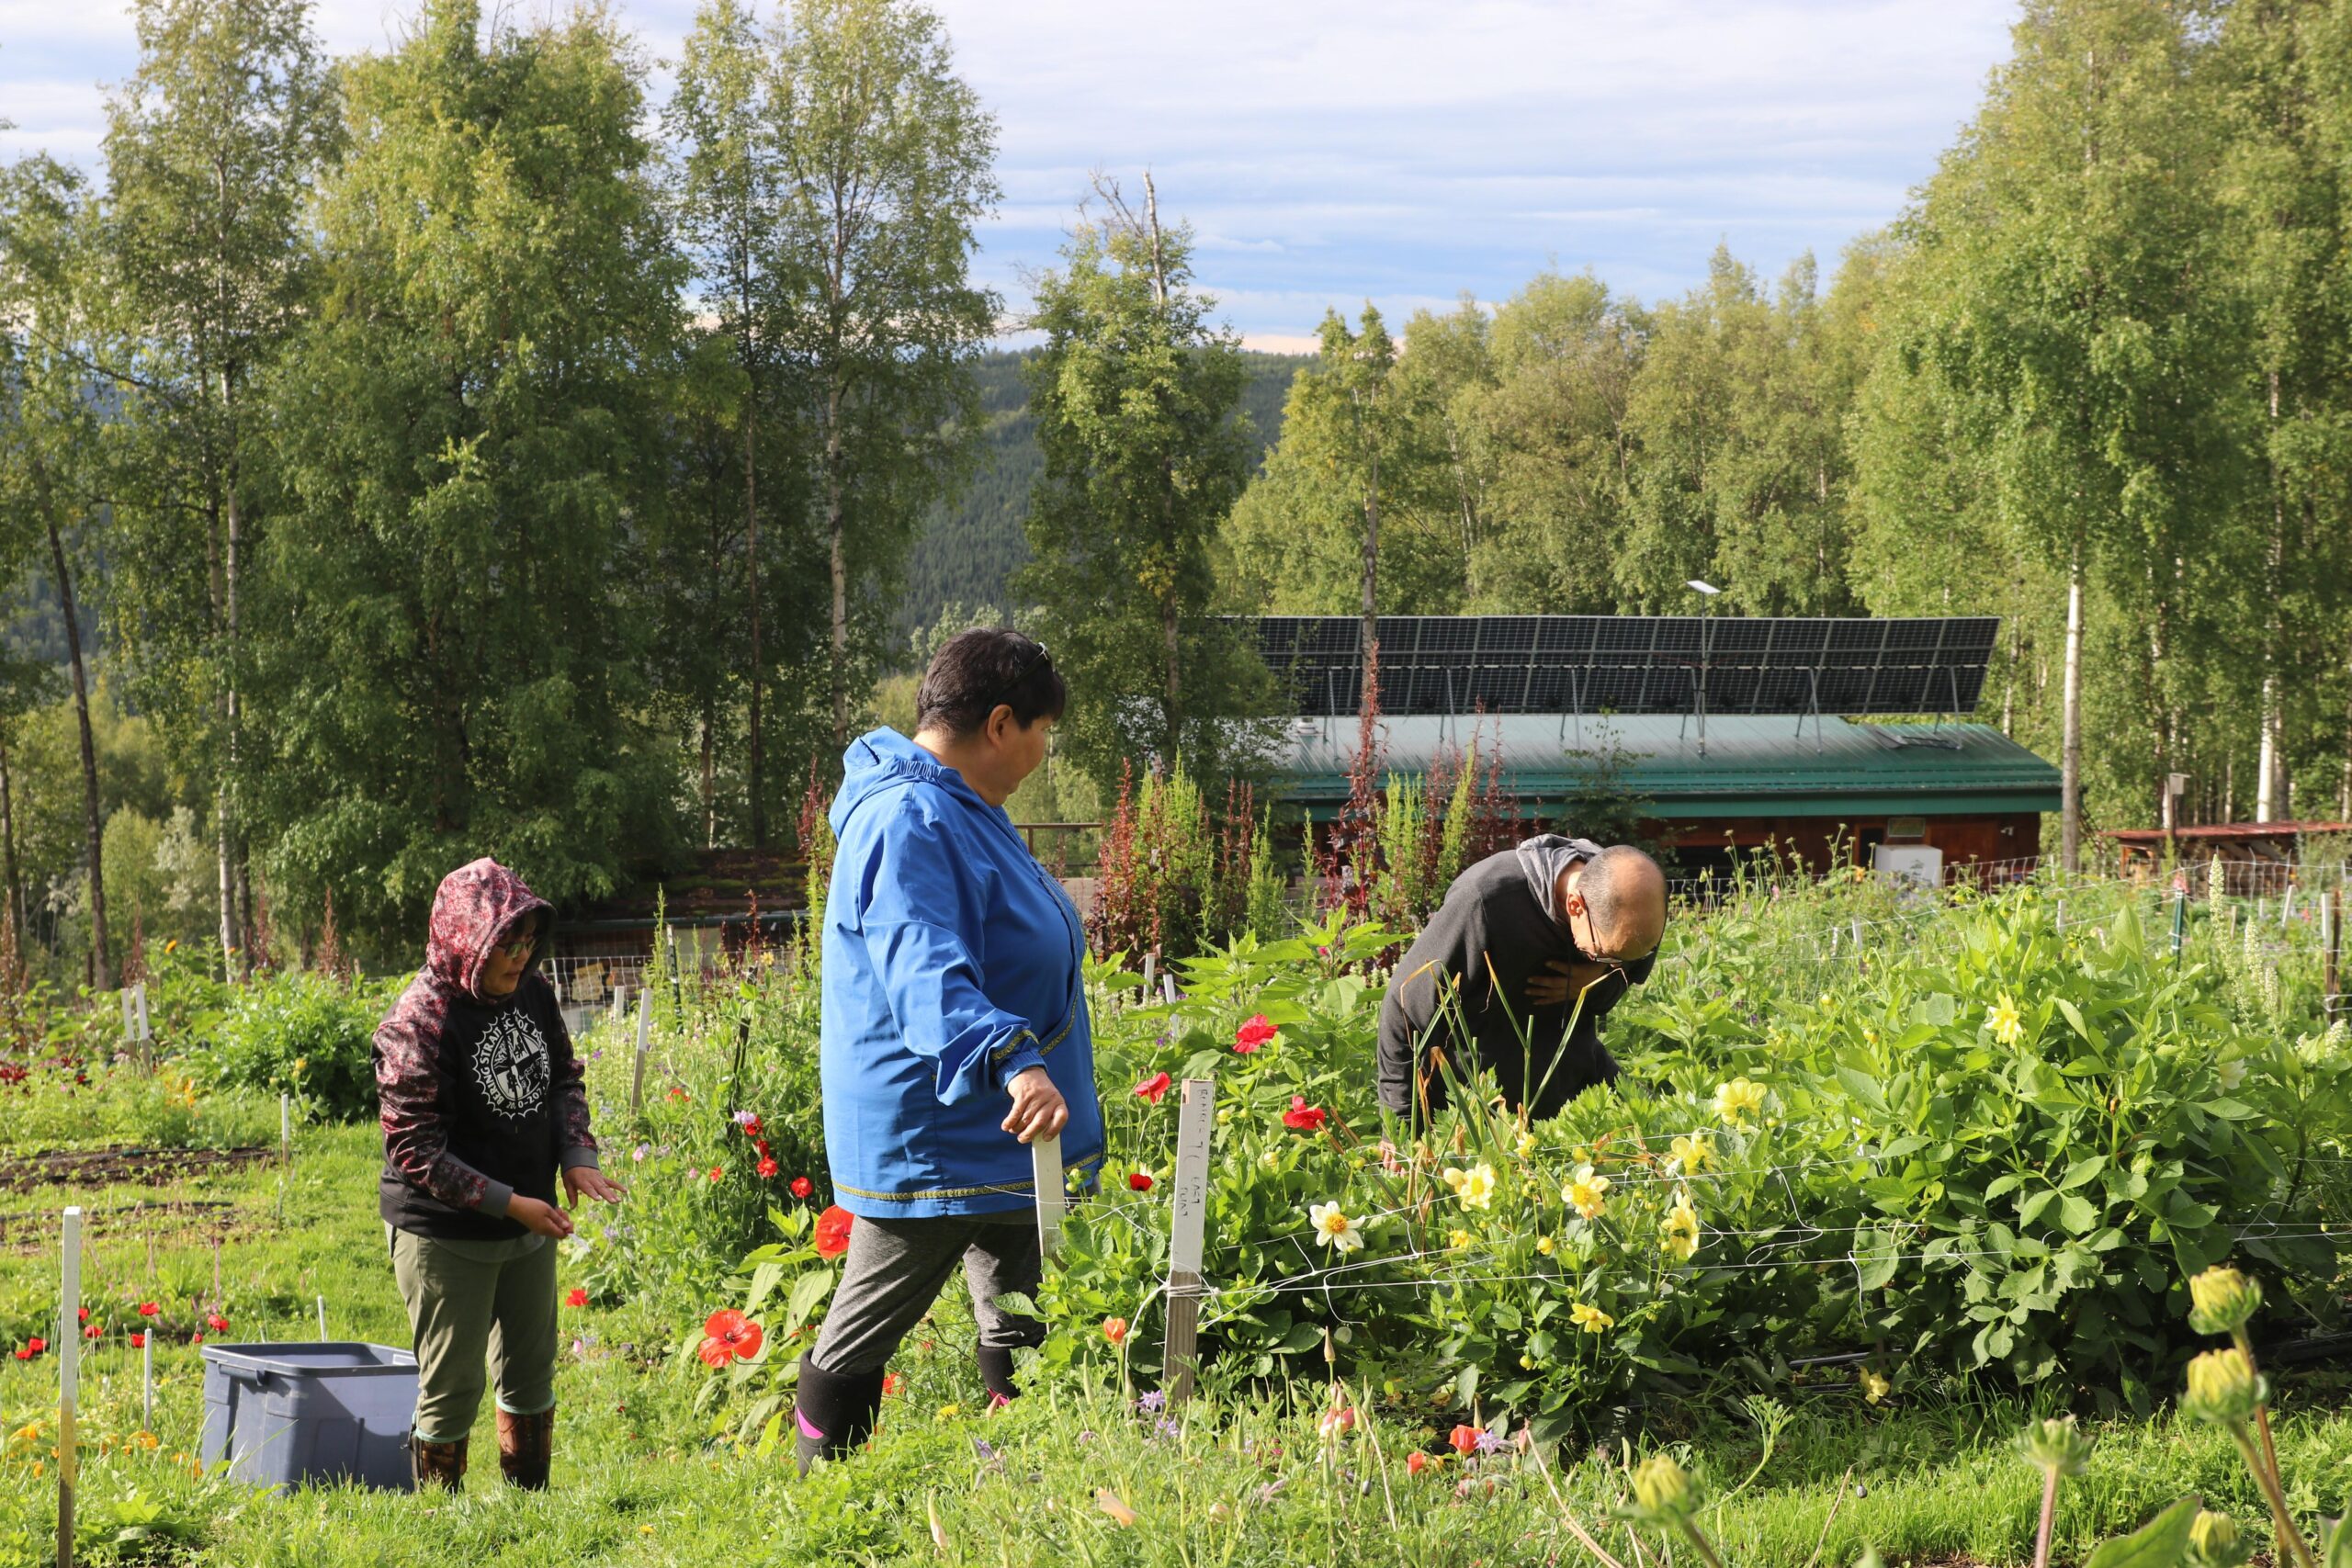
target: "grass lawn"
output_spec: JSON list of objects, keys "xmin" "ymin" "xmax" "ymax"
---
[{"xmin": 3, "ymin": 1122, "xmax": 2346, "ymax": 1567}]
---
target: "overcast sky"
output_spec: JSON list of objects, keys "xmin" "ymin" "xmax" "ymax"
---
[{"xmin": 1, "ymin": 0, "xmax": 2021, "ymax": 350}]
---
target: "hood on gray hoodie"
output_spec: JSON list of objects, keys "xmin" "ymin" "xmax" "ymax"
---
[{"xmin": 1516, "ymin": 833, "xmax": 1605, "ymax": 927}]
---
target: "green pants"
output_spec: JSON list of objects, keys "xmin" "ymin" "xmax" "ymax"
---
[{"xmin": 389, "ymin": 1225, "xmax": 560, "ymax": 1444}]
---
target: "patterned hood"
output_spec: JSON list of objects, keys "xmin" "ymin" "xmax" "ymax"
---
[{"xmin": 424, "ymin": 857, "xmax": 552, "ymax": 1003}]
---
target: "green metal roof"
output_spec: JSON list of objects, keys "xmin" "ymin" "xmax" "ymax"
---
[{"xmin": 1268, "ymin": 714, "xmax": 2061, "ymax": 819}]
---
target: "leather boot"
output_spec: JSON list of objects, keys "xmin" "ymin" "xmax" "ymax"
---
[
  {"xmin": 410, "ymin": 1431, "xmax": 468, "ymax": 1492},
  {"xmin": 977, "ymin": 1344, "xmax": 1020, "ymax": 1408},
  {"xmin": 792, "ymin": 1354, "xmax": 885, "ymax": 1476},
  {"xmin": 496, "ymin": 1406, "xmax": 554, "ymax": 1490}
]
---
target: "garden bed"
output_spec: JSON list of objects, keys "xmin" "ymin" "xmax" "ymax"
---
[{"xmin": 0, "ymin": 1145, "xmax": 275, "ymax": 1194}]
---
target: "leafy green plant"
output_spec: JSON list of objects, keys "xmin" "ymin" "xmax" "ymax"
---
[{"xmin": 203, "ymin": 972, "xmax": 397, "ymax": 1122}]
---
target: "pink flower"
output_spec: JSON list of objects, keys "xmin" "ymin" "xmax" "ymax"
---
[
  {"xmin": 1233, "ymin": 1015, "xmax": 1278, "ymax": 1053},
  {"xmin": 1282, "ymin": 1096, "xmax": 1329, "ymax": 1133},
  {"xmin": 1133, "ymin": 1070, "xmax": 1172, "ymax": 1104}
]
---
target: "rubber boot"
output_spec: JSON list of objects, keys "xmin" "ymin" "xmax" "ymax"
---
[
  {"xmin": 496, "ymin": 1405, "xmax": 554, "ymax": 1490},
  {"xmin": 410, "ymin": 1431, "xmax": 468, "ymax": 1492},
  {"xmin": 792, "ymin": 1354, "xmax": 885, "ymax": 1476},
  {"xmin": 978, "ymin": 1344, "xmax": 1020, "ymax": 1408}
]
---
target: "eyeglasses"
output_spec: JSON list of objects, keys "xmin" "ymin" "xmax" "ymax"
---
[
  {"xmin": 994, "ymin": 637, "xmax": 1052, "ymax": 704},
  {"xmin": 492, "ymin": 934, "xmax": 537, "ymax": 961}
]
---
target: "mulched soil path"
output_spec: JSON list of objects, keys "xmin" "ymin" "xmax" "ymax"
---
[{"xmin": 0, "ymin": 1144, "xmax": 275, "ymax": 1194}]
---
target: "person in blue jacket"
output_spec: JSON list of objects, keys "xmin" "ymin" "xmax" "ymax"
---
[{"xmin": 793, "ymin": 628, "xmax": 1103, "ymax": 1472}]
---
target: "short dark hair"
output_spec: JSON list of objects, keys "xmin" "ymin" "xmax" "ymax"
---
[
  {"xmin": 915, "ymin": 628, "xmax": 1067, "ymax": 739},
  {"xmin": 1580, "ymin": 844, "xmax": 1665, "ymax": 943}
]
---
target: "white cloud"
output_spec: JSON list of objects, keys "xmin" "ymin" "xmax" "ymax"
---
[{"xmin": 2, "ymin": 0, "xmax": 2020, "ymax": 342}]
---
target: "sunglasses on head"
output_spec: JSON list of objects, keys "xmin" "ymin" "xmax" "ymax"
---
[{"xmin": 993, "ymin": 637, "xmax": 1052, "ymax": 704}]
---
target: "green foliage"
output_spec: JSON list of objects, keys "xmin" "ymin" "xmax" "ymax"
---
[
  {"xmin": 205, "ymin": 971, "xmax": 399, "ymax": 1122},
  {"xmin": 251, "ymin": 0, "xmax": 687, "ymax": 944},
  {"xmin": 1020, "ymin": 187, "xmax": 1278, "ymax": 788}
]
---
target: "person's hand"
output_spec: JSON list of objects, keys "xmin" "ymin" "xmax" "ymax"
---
[
  {"xmin": 508, "ymin": 1194, "xmax": 575, "ymax": 1240},
  {"xmin": 1377, "ymin": 1138, "xmax": 1403, "ymax": 1175},
  {"xmin": 1001, "ymin": 1065, "xmax": 1069, "ymax": 1145},
  {"xmin": 1527, "ymin": 958, "xmax": 1614, "ymax": 1008},
  {"xmin": 563, "ymin": 1165, "xmax": 628, "ymax": 1207}
]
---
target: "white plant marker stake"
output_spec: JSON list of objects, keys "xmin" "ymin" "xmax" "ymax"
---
[
  {"xmin": 316, "ymin": 1295, "xmax": 327, "ymax": 1340},
  {"xmin": 629, "ymin": 993, "xmax": 652, "ymax": 1114},
  {"xmin": 59, "ymin": 1205, "xmax": 82, "ymax": 1568},
  {"xmin": 1851, "ymin": 917, "xmax": 1863, "ymax": 959},
  {"xmin": 135, "ymin": 982, "xmax": 150, "ymax": 1043},
  {"xmin": 2282, "ymin": 885, "xmax": 2296, "ymax": 926},
  {"xmin": 2056, "ymin": 898, "xmax": 2066, "ymax": 933},
  {"xmin": 1030, "ymin": 1134, "xmax": 1065, "ymax": 1259},
  {"xmin": 610, "ymin": 984, "xmax": 627, "ymax": 1027},
  {"xmin": 1164, "ymin": 1077, "xmax": 1216, "ymax": 1406},
  {"xmin": 141, "ymin": 1327, "xmax": 153, "ymax": 1433},
  {"xmin": 1161, "ymin": 972, "xmax": 1177, "ymax": 1006},
  {"xmin": 280, "ymin": 1094, "xmax": 292, "ymax": 1168},
  {"xmin": 120, "ymin": 987, "xmax": 136, "ymax": 1049},
  {"xmin": 1141, "ymin": 953, "xmax": 1155, "ymax": 992}
]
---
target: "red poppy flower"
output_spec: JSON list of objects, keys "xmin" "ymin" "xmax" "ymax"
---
[
  {"xmin": 815, "ymin": 1205, "xmax": 854, "ymax": 1259},
  {"xmin": 130, "ymin": 1332, "xmax": 147, "ymax": 1349},
  {"xmin": 564, "ymin": 1288, "xmax": 589, "ymax": 1308},
  {"xmin": 741, "ymin": 1115, "xmax": 763, "ymax": 1138},
  {"xmin": 1282, "ymin": 1096, "xmax": 1329, "ymax": 1133},
  {"xmin": 193, "ymin": 1332, "xmax": 203, "ymax": 1344},
  {"xmin": 882, "ymin": 1372, "xmax": 903, "ymax": 1397},
  {"xmin": 137, "ymin": 1303, "xmax": 159, "ymax": 1318},
  {"xmin": 1133, "ymin": 1071, "xmax": 1172, "ymax": 1104},
  {"xmin": 12, "ymin": 1345, "xmax": 30, "ymax": 1361},
  {"xmin": 1407, "ymin": 1450, "xmax": 1430, "ymax": 1476},
  {"xmin": 1448, "ymin": 1424, "xmax": 1481, "ymax": 1457},
  {"xmin": 1102, "ymin": 1317, "xmax": 1128, "ymax": 1346},
  {"xmin": 1128, "ymin": 1171, "xmax": 1154, "ymax": 1191},
  {"xmin": 1233, "ymin": 1014, "xmax": 1277, "ymax": 1053},
  {"xmin": 756, "ymin": 1156, "xmax": 779, "ymax": 1179},
  {"xmin": 696, "ymin": 1309, "xmax": 763, "ymax": 1368},
  {"xmin": 707, "ymin": 1166, "xmax": 723, "ymax": 1183},
  {"xmin": 667, "ymin": 1086, "xmax": 688, "ymax": 1101},
  {"xmin": 206, "ymin": 1314, "xmax": 229, "ymax": 1333},
  {"xmin": 755, "ymin": 1138, "xmax": 771, "ymax": 1157},
  {"xmin": 25, "ymin": 1337, "xmax": 47, "ymax": 1357},
  {"xmin": 84, "ymin": 1323, "xmax": 101, "ymax": 1339},
  {"xmin": 76, "ymin": 1306, "xmax": 89, "ymax": 1323},
  {"xmin": 789, "ymin": 1176, "xmax": 814, "ymax": 1200}
]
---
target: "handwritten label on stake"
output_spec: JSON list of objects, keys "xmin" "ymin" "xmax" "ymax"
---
[
  {"xmin": 1031, "ymin": 1134, "xmax": 1065, "ymax": 1258},
  {"xmin": 1164, "ymin": 1077, "xmax": 1216, "ymax": 1405}
]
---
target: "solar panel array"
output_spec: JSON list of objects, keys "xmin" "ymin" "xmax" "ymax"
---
[{"xmin": 1237, "ymin": 615, "xmax": 2000, "ymax": 717}]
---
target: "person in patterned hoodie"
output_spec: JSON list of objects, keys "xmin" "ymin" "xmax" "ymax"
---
[{"xmin": 375, "ymin": 857, "xmax": 625, "ymax": 1491}]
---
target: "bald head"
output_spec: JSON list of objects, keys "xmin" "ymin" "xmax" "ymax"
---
[{"xmin": 1565, "ymin": 845, "xmax": 1668, "ymax": 962}]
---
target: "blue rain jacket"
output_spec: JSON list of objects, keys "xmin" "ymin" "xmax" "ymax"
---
[{"xmin": 820, "ymin": 728, "xmax": 1103, "ymax": 1217}]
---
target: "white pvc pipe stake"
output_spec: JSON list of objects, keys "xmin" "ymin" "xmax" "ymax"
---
[
  {"xmin": 59, "ymin": 1205, "xmax": 82, "ymax": 1568},
  {"xmin": 2282, "ymin": 886, "xmax": 2296, "ymax": 926},
  {"xmin": 1030, "ymin": 1134, "xmax": 1065, "ymax": 1258},
  {"xmin": 1161, "ymin": 973, "xmax": 1177, "ymax": 1005},
  {"xmin": 629, "ymin": 994, "xmax": 652, "ymax": 1114},
  {"xmin": 316, "ymin": 1295, "xmax": 327, "ymax": 1340},
  {"xmin": 135, "ymin": 982, "xmax": 150, "ymax": 1042},
  {"xmin": 280, "ymin": 1094, "xmax": 292, "ymax": 1167},
  {"xmin": 141, "ymin": 1329, "xmax": 153, "ymax": 1433}
]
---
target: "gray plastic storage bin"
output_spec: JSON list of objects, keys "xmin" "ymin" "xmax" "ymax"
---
[{"xmin": 199, "ymin": 1342, "xmax": 419, "ymax": 1491}]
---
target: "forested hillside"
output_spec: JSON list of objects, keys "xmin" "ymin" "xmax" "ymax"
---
[{"xmin": 898, "ymin": 348, "xmax": 1309, "ymax": 636}]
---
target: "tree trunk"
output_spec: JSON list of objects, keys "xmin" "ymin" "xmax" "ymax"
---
[
  {"xmin": 700, "ymin": 703, "xmax": 717, "ymax": 850},
  {"xmin": 828, "ymin": 379, "xmax": 850, "ymax": 747},
  {"xmin": 223, "ymin": 359, "xmax": 250, "ymax": 978},
  {"xmin": 2256, "ymin": 369, "xmax": 2285, "ymax": 825},
  {"xmin": 0, "ymin": 732, "xmax": 20, "ymax": 941},
  {"xmin": 40, "ymin": 474, "xmax": 109, "ymax": 988},
  {"xmin": 214, "ymin": 787, "xmax": 238, "ymax": 979},
  {"xmin": 745, "ymin": 375, "xmax": 764, "ymax": 848},
  {"xmin": 2061, "ymin": 543, "xmax": 2084, "ymax": 874},
  {"xmin": 2257, "ymin": 677, "xmax": 2279, "ymax": 824},
  {"xmin": 2341, "ymin": 625, "xmax": 2351, "ymax": 820}
]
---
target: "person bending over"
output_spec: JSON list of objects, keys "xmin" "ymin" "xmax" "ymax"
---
[{"xmin": 1377, "ymin": 836, "xmax": 1668, "ymax": 1125}]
